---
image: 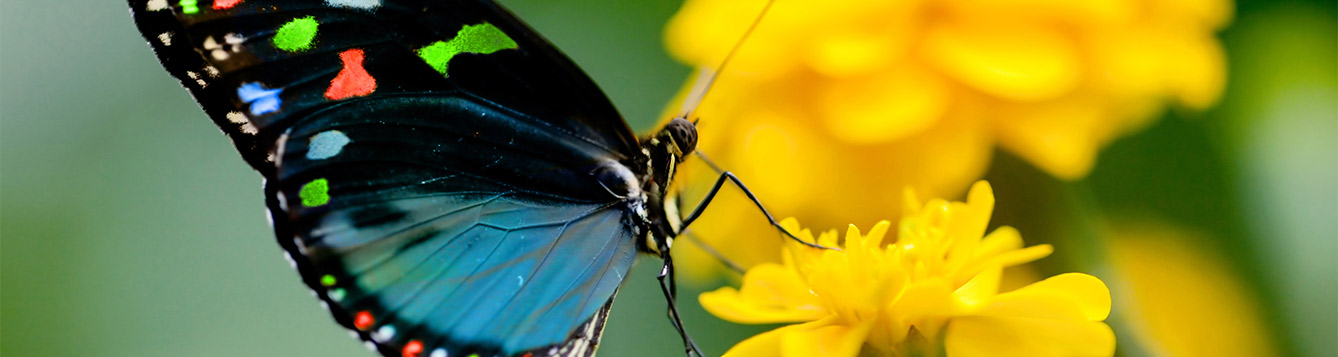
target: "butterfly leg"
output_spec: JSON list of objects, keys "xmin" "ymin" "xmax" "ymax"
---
[
  {"xmin": 657, "ymin": 241, "xmax": 705, "ymax": 357},
  {"xmin": 678, "ymin": 171, "xmax": 834, "ymax": 250}
]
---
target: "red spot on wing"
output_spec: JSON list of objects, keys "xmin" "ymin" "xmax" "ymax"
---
[
  {"xmin": 213, "ymin": 0, "xmax": 243, "ymax": 9},
  {"xmin": 325, "ymin": 49, "xmax": 377, "ymax": 100},
  {"xmin": 402, "ymin": 340, "xmax": 423, "ymax": 357},
  {"xmin": 354, "ymin": 311, "xmax": 375, "ymax": 330}
]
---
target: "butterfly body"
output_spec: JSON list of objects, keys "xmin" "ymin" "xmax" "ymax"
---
[{"xmin": 129, "ymin": 1, "xmax": 694, "ymax": 356}]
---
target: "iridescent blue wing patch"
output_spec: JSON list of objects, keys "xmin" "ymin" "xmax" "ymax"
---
[
  {"xmin": 268, "ymin": 94, "xmax": 639, "ymax": 357},
  {"xmin": 298, "ymin": 192, "xmax": 635, "ymax": 357}
]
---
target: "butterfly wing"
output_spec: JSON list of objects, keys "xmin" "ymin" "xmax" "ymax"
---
[
  {"xmin": 128, "ymin": 0, "xmax": 646, "ymax": 356},
  {"xmin": 273, "ymin": 98, "xmax": 639, "ymax": 357},
  {"xmin": 131, "ymin": 0, "xmax": 639, "ymax": 174}
]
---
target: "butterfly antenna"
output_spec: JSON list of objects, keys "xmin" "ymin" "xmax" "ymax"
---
[
  {"xmin": 691, "ymin": 151, "xmax": 726, "ymax": 174},
  {"xmin": 680, "ymin": 229, "xmax": 747, "ymax": 274},
  {"xmin": 677, "ymin": 0, "xmax": 777, "ymax": 120}
]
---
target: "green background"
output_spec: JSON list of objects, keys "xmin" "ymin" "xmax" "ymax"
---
[{"xmin": 2, "ymin": 0, "xmax": 1334, "ymax": 356}]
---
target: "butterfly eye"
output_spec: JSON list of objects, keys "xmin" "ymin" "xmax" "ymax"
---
[{"xmin": 664, "ymin": 117, "xmax": 697, "ymax": 155}]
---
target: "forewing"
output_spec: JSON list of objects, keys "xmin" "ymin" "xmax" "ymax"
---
[{"xmin": 128, "ymin": 0, "xmax": 640, "ymax": 175}]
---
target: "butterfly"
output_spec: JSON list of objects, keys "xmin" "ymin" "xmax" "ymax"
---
[
  {"xmin": 128, "ymin": 0, "xmax": 814, "ymax": 356},
  {"xmin": 129, "ymin": 0, "xmax": 693, "ymax": 356}
]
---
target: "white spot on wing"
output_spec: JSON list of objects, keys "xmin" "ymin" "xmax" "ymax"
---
[
  {"xmin": 157, "ymin": 32, "xmax": 172, "ymax": 46},
  {"xmin": 204, "ymin": 36, "xmax": 228, "ymax": 61},
  {"xmin": 226, "ymin": 111, "xmax": 247, "ymax": 124},
  {"xmin": 229, "ymin": 110, "xmax": 260, "ymax": 136},
  {"xmin": 429, "ymin": 348, "xmax": 447, "ymax": 357},
  {"xmin": 325, "ymin": 0, "xmax": 381, "ymax": 10},
  {"xmin": 275, "ymin": 132, "xmax": 290, "ymax": 167},
  {"xmin": 186, "ymin": 71, "xmax": 208, "ymax": 87},
  {"xmin": 372, "ymin": 325, "xmax": 396, "ymax": 342},
  {"xmin": 264, "ymin": 202, "xmax": 275, "ymax": 226},
  {"xmin": 224, "ymin": 33, "xmax": 245, "ymax": 45},
  {"xmin": 277, "ymin": 191, "xmax": 288, "ymax": 211},
  {"xmin": 229, "ymin": 108, "xmax": 260, "ymax": 135},
  {"xmin": 206, "ymin": 33, "xmax": 247, "ymax": 61},
  {"xmin": 306, "ymin": 130, "xmax": 351, "ymax": 160},
  {"xmin": 146, "ymin": 0, "xmax": 168, "ymax": 11}
]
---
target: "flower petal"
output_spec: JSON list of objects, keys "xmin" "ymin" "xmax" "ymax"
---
[
  {"xmin": 976, "ymin": 226, "xmax": 1023, "ymax": 257},
  {"xmin": 946, "ymin": 0, "xmax": 1137, "ymax": 26},
  {"xmin": 819, "ymin": 67, "xmax": 950, "ymax": 143},
  {"xmin": 1110, "ymin": 224, "xmax": 1278, "ymax": 356},
  {"xmin": 952, "ymin": 266, "xmax": 1002, "ymax": 309},
  {"xmin": 991, "ymin": 244, "xmax": 1054, "ymax": 268},
  {"xmin": 805, "ymin": 28, "xmax": 904, "ymax": 77},
  {"xmin": 722, "ymin": 318, "xmax": 839, "ymax": 357},
  {"xmin": 945, "ymin": 315, "xmax": 1116, "ymax": 357},
  {"xmin": 781, "ymin": 317, "xmax": 876, "ymax": 357},
  {"xmin": 992, "ymin": 95, "xmax": 1107, "ymax": 179},
  {"xmin": 924, "ymin": 22, "xmax": 1081, "ymax": 101},
  {"xmin": 1164, "ymin": 33, "xmax": 1227, "ymax": 109},
  {"xmin": 700, "ymin": 264, "xmax": 827, "ymax": 324},
  {"xmin": 945, "ymin": 181, "xmax": 996, "ymax": 260},
  {"xmin": 865, "ymin": 221, "xmax": 891, "ymax": 248},
  {"xmin": 664, "ymin": 0, "xmax": 772, "ymax": 69},
  {"xmin": 892, "ymin": 278, "xmax": 960, "ymax": 318},
  {"xmin": 983, "ymin": 273, "xmax": 1111, "ymax": 321}
]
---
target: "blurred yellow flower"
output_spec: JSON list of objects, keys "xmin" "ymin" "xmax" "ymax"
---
[
  {"xmin": 699, "ymin": 182, "xmax": 1115, "ymax": 356},
  {"xmin": 666, "ymin": 0, "xmax": 1231, "ymax": 280},
  {"xmin": 1108, "ymin": 222, "xmax": 1278, "ymax": 357}
]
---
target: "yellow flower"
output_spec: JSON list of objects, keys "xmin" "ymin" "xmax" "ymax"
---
[
  {"xmin": 665, "ymin": 0, "xmax": 1231, "ymax": 280},
  {"xmin": 1108, "ymin": 222, "xmax": 1278, "ymax": 357},
  {"xmin": 699, "ymin": 182, "xmax": 1115, "ymax": 356}
]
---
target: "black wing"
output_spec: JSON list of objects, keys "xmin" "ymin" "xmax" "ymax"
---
[
  {"xmin": 131, "ymin": 0, "xmax": 639, "ymax": 180},
  {"xmin": 127, "ymin": 0, "xmax": 648, "ymax": 356}
]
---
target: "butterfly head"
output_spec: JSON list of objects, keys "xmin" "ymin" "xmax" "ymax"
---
[
  {"xmin": 661, "ymin": 117, "xmax": 698, "ymax": 157},
  {"xmin": 634, "ymin": 117, "xmax": 699, "ymax": 254},
  {"xmin": 642, "ymin": 117, "xmax": 698, "ymax": 193}
]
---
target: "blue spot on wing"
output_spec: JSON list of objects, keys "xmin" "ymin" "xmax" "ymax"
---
[
  {"xmin": 237, "ymin": 82, "xmax": 283, "ymax": 115},
  {"xmin": 303, "ymin": 193, "xmax": 636, "ymax": 355}
]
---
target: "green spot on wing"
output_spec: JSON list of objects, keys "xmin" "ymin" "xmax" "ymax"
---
[
  {"xmin": 274, "ymin": 16, "xmax": 319, "ymax": 52},
  {"xmin": 320, "ymin": 274, "xmax": 336, "ymax": 286},
  {"xmin": 417, "ymin": 23, "xmax": 518, "ymax": 76},
  {"xmin": 299, "ymin": 178, "xmax": 330, "ymax": 207}
]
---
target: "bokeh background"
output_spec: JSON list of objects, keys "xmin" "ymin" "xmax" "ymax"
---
[{"xmin": 1, "ymin": 0, "xmax": 1333, "ymax": 357}]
